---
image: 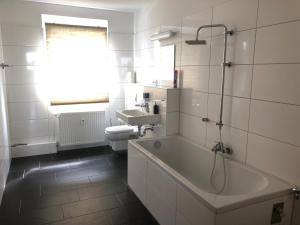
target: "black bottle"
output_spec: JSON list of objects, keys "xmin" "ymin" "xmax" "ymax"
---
[{"xmin": 153, "ymin": 102, "xmax": 159, "ymax": 114}]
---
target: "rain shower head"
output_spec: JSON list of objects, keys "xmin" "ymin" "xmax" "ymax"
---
[{"xmin": 185, "ymin": 39, "xmax": 207, "ymax": 45}]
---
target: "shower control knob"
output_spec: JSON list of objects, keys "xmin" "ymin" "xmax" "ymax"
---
[
  {"xmin": 223, "ymin": 62, "xmax": 232, "ymax": 67},
  {"xmin": 292, "ymin": 187, "xmax": 300, "ymax": 200},
  {"xmin": 202, "ymin": 118, "xmax": 209, "ymax": 122}
]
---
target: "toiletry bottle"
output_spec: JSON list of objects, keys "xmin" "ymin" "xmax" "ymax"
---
[
  {"xmin": 173, "ymin": 70, "xmax": 178, "ymax": 88},
  {"xmin": 153, "ymin": 102, "xmax": 159, "ymax": 114}
]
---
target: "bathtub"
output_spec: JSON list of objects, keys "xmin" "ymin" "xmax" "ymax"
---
[{"xmin": 128, "ymin": 136, "xmax": 294, "ymax": 225}]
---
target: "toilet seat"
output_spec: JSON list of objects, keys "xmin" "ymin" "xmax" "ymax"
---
[
  {"xmin": 105, "ymin": 125, "xmax": 134, "ymax": 134},
  {"xmin": 105, "ymin": 125, "xmax": 138, "ymax": 151},
  {"xmin": 105, "ymin": 125, "xmax": 138, "ymax": 141}
]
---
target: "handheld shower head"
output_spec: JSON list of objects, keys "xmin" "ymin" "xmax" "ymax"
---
[{"xmin": 185, "ymin": 39, "xmax": 207, "ymax": 45}]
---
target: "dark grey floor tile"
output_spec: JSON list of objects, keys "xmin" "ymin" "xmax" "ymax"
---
[
  {"xmin": 55, "ymin": 167, "xmax": 102, "ymax": 181},
  {"xmin": 78, "ymin": 179, "xmax": 127, "ymax": 200},
  {"xmin": 1, "ymin": 147, "xmax": 157, "ymax": 225},
  {"xmin": 42, "ymin": 176, "xmax": 90, "ymax": 196},
  {"xmin": 89, "ymin": 169, "xmax": 127, "ymax": 184},
  {"xmin": 48, "ymin": 211, "xmax": 111, "ymax": 225},
  {"xmin": 116, "ymin": 189, "xmax": 139, "ymax": 205},
  {"xmin": 62, "ymin": 195, "xmax": 120, "ymax": 219},
  {"xmin": 0, "ymin": 215, "xmax": 23, "ymax": 225},
  {"xmin": 109, "ymin": 202, "xmax": 153, "ymax": 225},
  {"xmin": 21, "ymin": 206, "xmax": 64, "ymax": 225},
  {"xmin": 10, "ymin": 157, "xmax": 40, "ymax": 172},
  {"xmin": 22, "ymin": 190, "xmax": 80, "ymax": 210}
]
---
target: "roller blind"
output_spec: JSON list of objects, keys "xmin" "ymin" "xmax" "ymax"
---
[{"xmin": 45, "ymin": 23, "xmax": 109, "ymax": 105}]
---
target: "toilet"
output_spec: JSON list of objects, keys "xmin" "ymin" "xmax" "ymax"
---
[{"xmin": 105, "ymin": 125, "xmax": 138, "ymax": 151}]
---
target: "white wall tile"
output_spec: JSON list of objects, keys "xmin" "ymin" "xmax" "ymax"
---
[
  {"xmin": 108, "ymin": 66, "xmax": 133, "ymax": 83},
  {"xmin": 212, "ymin": 0, "xmax": 258, "ymax": 34},
  {"xmin": 108, "ymin": 13, "xmax": 134, "ymax": 33},
  {"xmin": 181, "ymin": 8, "xmax": 213, "ymax": 41},
  {"xmin": 108, "ymin": 98, "xmax": 125, "ymax": 126},
  {"xmin": 247, "ymin": 133, "xmax": 300, "ymax": 186},
  {"xmin": 10, "ymin": 119, "xmax": 49, "ymax": 140},
  {"xmin": 7, "ymin": 84, "xmax": 42, "ymax": 102},
  {"xmin": 181, "ymin": 66, "xmax": 209, "ymax": 92},
  {"xmin": 8, "ymin": 102, "xmax": 48, "ymax": 121},
  {"xmin": 3, "ymin": 46, "xmax": 43, "ymax": 66},
  {"xmin": 11, "ymin": 142, "xmax": 56, "ymax": 158},
  {"xmin": 206, "ymin": 122, "xmax": 248, "ymax": 162},
  {"xmin": 249, "ymin": 100, "xmax": 300, "ymax": 146},
  {"xmin": 208, "ymin": 94, "xmax": 250, "ymax": 131},
  {"xmin": 134, "ymin": 27, "xmax": 160, "ymax": 50},
  {"xmin": 255, "ymin": 21, "xmax": 300, "ymax": 64},
  {"xmin": 180, "ymin": 90, "xmax": 208, "ymax": 117},
  {"xmin": 108, "ymin": 32, "xmax": 133, "ymax": 51},
  {"xmin": 108, "ymin": 83, "xmax": 126, "ymax": 99},
  {"xmin": 167, "ymin": 89, "xmax": 180, "ymax": 112},
  {"xmin": 144, "ymin": 86, "xmax": 167, "ymax": 100},
  {"xmin": 180, "ymin": 113, "xmax": 206, "ymax": 146},
  {"xmin": 258, "ymin": 0, "xmax": 300, "ymax": 27},
  {"xmin": 165, "ymin": 112, "xmax": 179, "ymax": 135},
  {"xmin": 5, "ymin": 66, "xmax": 45, "ymax": 85},
  {"xmin": 209, "ymin": 65, "xmax": 253, "ymax": 98},
  {"xmin": 1, "ymin": 24, "xmax": 43, "ymax": 46},
  {"xmin": 252, "ymin": 64, "xmax": 300, "ymax": 105},
  {"xmin": 181, "ymin": 40, "xmax": 211, "ymax": 66},
  {"xmin": 0, "ymin": 44, "xmax": 3, "ymax": 63},
  {"xmin": 211, "ymin": 29, "xmax": 256, "ymax": 65},
  {"xmin": 107, "ymin": 50, "xmax": 133, "ymax": 67}
]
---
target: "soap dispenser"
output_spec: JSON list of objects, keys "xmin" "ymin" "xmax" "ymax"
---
[{"xmin": 153, "ymin": 102, "xmax": 159, "ymax": 114}]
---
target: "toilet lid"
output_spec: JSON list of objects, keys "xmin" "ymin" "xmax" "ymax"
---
[{"xmin": 105, "ymin": 125, "xmax": 135, "ymax": 134}]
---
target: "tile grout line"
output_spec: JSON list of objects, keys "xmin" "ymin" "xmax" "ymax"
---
[
  {"xmin": 18, "ymin": 200, "xmax": 22, "ymax": 215},
  {"xmin": 245, "ymin": 0, "xmax": 260, "ymax": 165}
]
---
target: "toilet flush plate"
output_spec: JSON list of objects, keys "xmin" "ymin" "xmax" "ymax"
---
[{"xmin": 116, "ymin": 109, "xmax": 160, "ymax": 126}]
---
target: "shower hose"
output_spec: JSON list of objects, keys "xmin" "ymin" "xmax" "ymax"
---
[{"xmin": 210, "ymin": 126, "xmax": 227, "ymax": 194}]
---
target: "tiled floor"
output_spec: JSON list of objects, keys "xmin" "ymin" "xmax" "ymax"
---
[{"xmin": 0, "ymin": 146, "xmax": 159, "ymax": 225}]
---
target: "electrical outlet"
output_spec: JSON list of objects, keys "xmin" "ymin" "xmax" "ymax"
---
[{"xmin": 271, "ymin": 202, "xmax": 284, "ymax": 224}]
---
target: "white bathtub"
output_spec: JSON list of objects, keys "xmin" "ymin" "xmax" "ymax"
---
[{"xmin": 128, "ymin": 136, "xmax": 294, "ymax": 225}]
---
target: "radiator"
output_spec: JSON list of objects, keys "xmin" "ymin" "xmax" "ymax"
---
[{"xmin": 58, "ymin": 111, "xmax": 105, "ymax": 148}]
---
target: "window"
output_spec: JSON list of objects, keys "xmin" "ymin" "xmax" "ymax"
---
[{"xmin": 44, "ymin": 19, "xmax": 109, "ymax": 106}]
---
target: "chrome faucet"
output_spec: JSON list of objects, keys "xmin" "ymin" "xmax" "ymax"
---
[
  {"xmin": 212, "ymin": 141, "xmax": 232, "ymax": 155},
  {"xmin": 138, "ymin": 125, "xmax": 154, "ymax": 137},
  {"xmin": 135, "ymin": 102, "xmax": 149, "ymax": 112}
]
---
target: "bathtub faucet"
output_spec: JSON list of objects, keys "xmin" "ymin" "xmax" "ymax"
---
[
  {"xmin": 212, "ymin": 142, "xmax": 232, "ymax": 155},
  {"xmin": 138, "ymin": 125, "xmax": 154, "ymax": 137}
]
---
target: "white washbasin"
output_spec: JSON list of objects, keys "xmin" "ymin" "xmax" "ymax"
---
[{"xmin": 116, "ymin": 109, "xmax": 160, "ymax": 126}]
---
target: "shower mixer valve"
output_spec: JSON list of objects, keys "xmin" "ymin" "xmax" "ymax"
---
[{"xmin": 212, "ymin": 142, "xmax": 232, "ymax": 155}]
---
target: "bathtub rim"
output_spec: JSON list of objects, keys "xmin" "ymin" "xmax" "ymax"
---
[{"xmin": 128, "ymin": 135, "xmax": 292, "ymax": 214}]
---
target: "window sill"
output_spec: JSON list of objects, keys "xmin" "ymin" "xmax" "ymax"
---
[{"xmin": 50, "ymin": 103, "xmax": 108, "ymax": 115}]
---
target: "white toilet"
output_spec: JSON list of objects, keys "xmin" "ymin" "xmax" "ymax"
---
[{"xmin": 105, "ymin": 125, "xmax": 138, "ymax": 151}]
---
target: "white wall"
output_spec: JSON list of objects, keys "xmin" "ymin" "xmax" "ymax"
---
[
  {"xmin": 135, "ymin": 0, "xmax": 300, "ymax": 200},
  {"xmin": 0, "ymin": 25, "xmax": 11, "ymax": 203},
  {"xmin": 0, "ymin": 0, "xmax": 134, "ymax": 156}
]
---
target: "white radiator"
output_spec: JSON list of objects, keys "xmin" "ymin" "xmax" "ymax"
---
[{"xmin": 58, "ymin": 111, "xmax": 106, "ymax": 149}]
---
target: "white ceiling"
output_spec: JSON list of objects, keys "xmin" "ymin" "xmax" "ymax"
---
[{"xmin": 23, "ymin": 0, "xmax": 153, "ymax": 12}]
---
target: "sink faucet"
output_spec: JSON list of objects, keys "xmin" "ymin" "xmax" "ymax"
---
[
  {"xmin": 135, "ymin": 102, "xmax": 149, "ymax": 113},
  {"xmin": 212, "ymin": 142, "xmax": 232, "ymax": 155}
]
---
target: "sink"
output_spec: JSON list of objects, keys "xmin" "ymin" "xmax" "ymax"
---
[{"xmin": 116, "ymin": 109, "xmax": 160, "ymax": 126}]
